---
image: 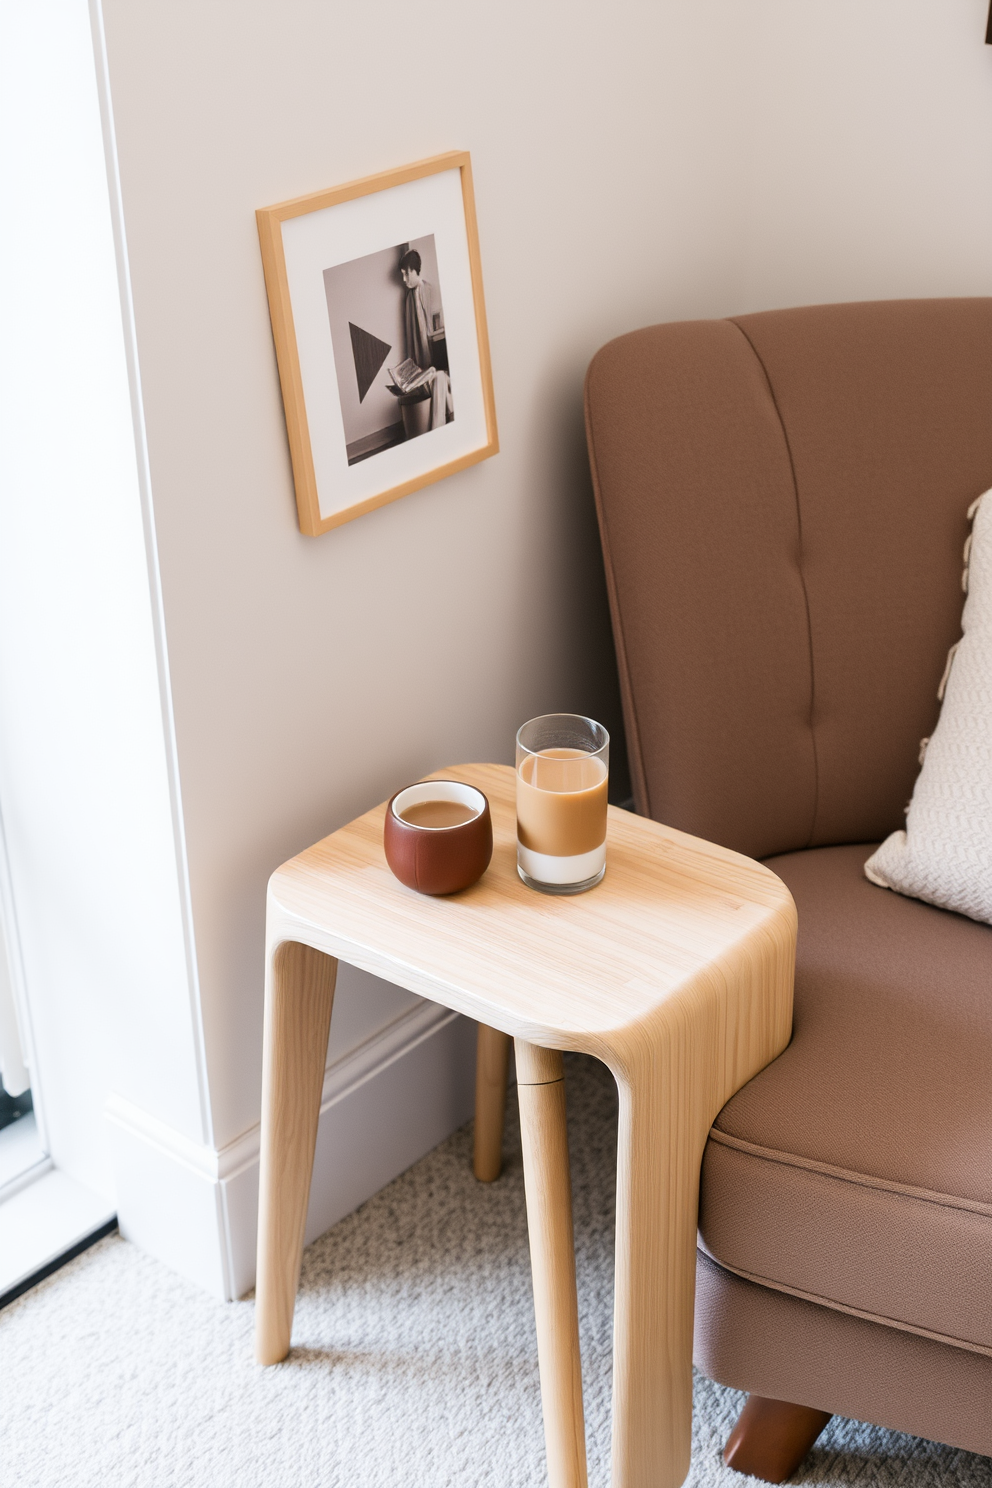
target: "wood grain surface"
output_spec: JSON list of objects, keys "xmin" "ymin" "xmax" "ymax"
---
[
  {"xmin": 516, "ymin": 1040, "xmax": 588, "ymax": 1488},
  {"xmin": 473, "ymin": 1023, "xmax": 511, "ymax": 1181},
  {"xmin": 257, "ymin": 763, "xmax": 797, "ymax": 1488},
  {"xmin": 255, "ymin": 941, "xmax": 338, "ymax": 1364}
]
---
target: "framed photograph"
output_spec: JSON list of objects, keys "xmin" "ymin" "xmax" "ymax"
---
[{"xmin": 257, "ymin": 151, "xmax": 498, "ymax": 536}]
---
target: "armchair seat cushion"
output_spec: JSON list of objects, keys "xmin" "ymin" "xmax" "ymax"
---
[{"xmin": 698, "ymin": 843, "xmax": 992, "ymax": 1355}]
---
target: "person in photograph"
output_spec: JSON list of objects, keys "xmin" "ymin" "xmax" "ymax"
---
[
  {"xmin": 399, "ymin": 248, "xmax": 441, "ymax": 366},
  {"xmin": 399, "ymin": 248, "xmax": 453, "ymax": 429}
]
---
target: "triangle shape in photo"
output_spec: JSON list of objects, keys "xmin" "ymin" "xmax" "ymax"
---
[{"xmin": 349, "ymin": 322, "xmax": 392, "ymax": 403}]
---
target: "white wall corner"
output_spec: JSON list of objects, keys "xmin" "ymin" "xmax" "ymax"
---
[{"xmin": 106, "ymin": 1001, "xmax": 477, "ymax": 1301}]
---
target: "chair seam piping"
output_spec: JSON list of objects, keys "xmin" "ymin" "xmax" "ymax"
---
[
  {"xmin": 727, "ymin": 318, "xmax": 819, "ymax": 850},
  {"xmin": 707, "ymin": 1127, "xmax": 992, "ymax": 1217},
  {"xmin": 583, "ymin": 369, "xmax": 652, "ymax": 819},
  {"xmin": 698, "ymin": 1249, "xmax": 992, "ymax": 1358}
]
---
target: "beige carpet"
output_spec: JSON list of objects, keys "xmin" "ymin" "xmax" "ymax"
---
[{"xmin": 3, "ymin": 1055, "xmax": 989, "ymax": 1488}]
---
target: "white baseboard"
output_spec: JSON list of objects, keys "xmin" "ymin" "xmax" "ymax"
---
[{"xmin": 106, "ymin": 1003, "xmax": 477, "ymax": 1301}]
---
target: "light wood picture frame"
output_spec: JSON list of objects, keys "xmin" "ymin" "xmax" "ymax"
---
[{"xmin": 257, "ymin": 151, "xmax": 498, "ymax": 536}]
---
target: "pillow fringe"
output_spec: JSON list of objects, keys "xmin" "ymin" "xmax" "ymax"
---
[{"xmin": 936, "ymin": 641, "xmax": 960, "ymax": 702}]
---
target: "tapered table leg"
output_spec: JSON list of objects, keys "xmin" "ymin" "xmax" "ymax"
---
[
  {"xmin": 473, "ymin": 1023, "xmax": 511, "ymax": 1181},
  {"xmin": 609, "ymin": 1055, "xmax": 705, "ymax": 1488},
  {"xmin": 515, "ymin": 1040, "xmax": 588, "ymax": 1488},
  {"xmin": 255, "ymin": 940, "xmax": 337, "ymax": 1365}
]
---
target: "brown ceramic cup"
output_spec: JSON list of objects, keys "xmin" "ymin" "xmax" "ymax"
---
[{"xmin": 384, "ymin": 781, "xmax": 492, "ymax": 896}]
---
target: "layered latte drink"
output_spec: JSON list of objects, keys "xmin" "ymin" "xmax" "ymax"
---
[{"xmin": 515, "ymin": 715, "xmax": 609, "ymax": 893}]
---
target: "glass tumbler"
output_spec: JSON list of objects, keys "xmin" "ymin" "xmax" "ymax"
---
[{"xmin": 515, "ymin": 714, "xmax": 610, "ymax": 894}]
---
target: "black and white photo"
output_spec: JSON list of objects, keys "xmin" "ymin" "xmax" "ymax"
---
[{"xmin": 324, "ymin": 235, "xmax": 454, "ymax": 467}]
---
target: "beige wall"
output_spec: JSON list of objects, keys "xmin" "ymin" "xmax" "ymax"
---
[
  {"xmin": 737, "ymin": 0, "xmax": 992, "ymax": 310},
  {"xmin": 97, "ymin": 0, "xmax": 992, "ymax": 1160},
  {"xmin": 98, "ymin": 0, "xmax": 742, "ymax": 1147},
  {"xmin": 6, "ymin": 0, "xmax": 988, "ymax": 1298}
]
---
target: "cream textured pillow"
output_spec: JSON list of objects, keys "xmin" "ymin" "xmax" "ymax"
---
[{"xmin": 865, "ymin": 490, "xmax": 992, "ymax": 925}]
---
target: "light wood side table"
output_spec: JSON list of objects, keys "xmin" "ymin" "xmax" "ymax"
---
[{"xmin": 255, "ymin": 763, "xmax": 795, "ymax": 1488}]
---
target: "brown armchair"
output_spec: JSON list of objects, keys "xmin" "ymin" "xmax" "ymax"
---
[{"xmin": 584, "ymin": 299, "xmax": 992, "ymax": 1481}]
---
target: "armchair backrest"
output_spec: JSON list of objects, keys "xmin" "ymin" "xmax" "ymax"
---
[{"xmin": 585, "ymin": 299, "xmax": 992, "ymax": 858}]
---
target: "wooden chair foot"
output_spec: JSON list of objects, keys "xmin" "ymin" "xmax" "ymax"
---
[
  {"xmin": 723, "ymin": 1394, "xmax": 831, "ymax": 1484},
  {"xmin": 473, "ymin": 1023, "xmax": 510, "ymax": 1181}
]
